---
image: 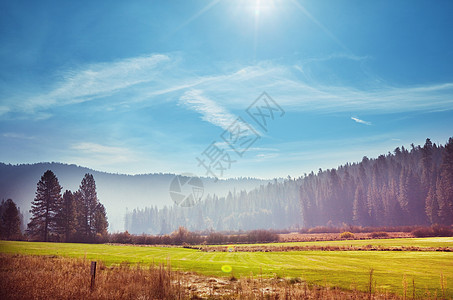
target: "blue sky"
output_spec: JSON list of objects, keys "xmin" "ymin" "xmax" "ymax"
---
[{"xmin": 1, "ymin": 0, "xmax": 453, "ymax": 179}]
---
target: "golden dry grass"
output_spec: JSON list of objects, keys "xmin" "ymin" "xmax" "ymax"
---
[
  {"xmin": 0, "ymin": 254, "xmax": 181, "ymax": 299},
  {"xmin": 278, "ymin": 232, "xmax": 413, "ymax": 242}
]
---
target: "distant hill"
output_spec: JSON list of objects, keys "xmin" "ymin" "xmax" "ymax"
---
[{"xmin": 0, "ymin": 162, "xmax": 270, "ymax": 232}]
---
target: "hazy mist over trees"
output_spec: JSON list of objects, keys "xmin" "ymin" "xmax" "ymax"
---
[
  {"xmin": 125, "ymin": 179, "xmax": 301, "ymax": 234},
  {"xmin": 0, "ymin": 163, "xmax": 269, "ymax": 232},
  {"xmin": 300, "ymin": 138, "xmax": 453, "ymax": 228},
  {"xmin": 126, "ymin": 138, "xmax": 453, "ymax": 234},
  {"xmin": 1, "ymin": 137, "xmax": 452, "ymax": 236}
]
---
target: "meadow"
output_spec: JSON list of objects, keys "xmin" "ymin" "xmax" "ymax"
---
[{"xmin": 1, "ymin": 238, "xmax": 452, "ymax": 298}]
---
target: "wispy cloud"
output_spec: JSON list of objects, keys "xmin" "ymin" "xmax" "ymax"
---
[
  {"xmin": 255, "ymin": 153, "xmax": 279, "ymax": 160},
  {"xmin": 71, "ymin": 142, "xmax": 135, "ymax": 164},
  {"xmin": 13, "ymin": 54, "xmax": 170, "ymax": 115},
  {"xmin": 179, "ymin": 90, "xmax": 238, "ymax": 131},
  {"xmin": 3, "ymin": 53, "xmax": 453, "ymax": 119},
  {"xmin": 171, "ymin": 61, "xmax": 453, "ymax": 115},
  {"xmin": 2, "ymin": 132, "xmax": 36, "ymax": 140},
  {"xmin": 179, "ymin": 89, "xmax": 262, "ymax": 136},
  {"xmin": 351, "ymin": 117, "xmax": 372, "ymax": 125},
  {"xmin": 207, "ymin": 64, "xmax": 453, "ymax": 114}
]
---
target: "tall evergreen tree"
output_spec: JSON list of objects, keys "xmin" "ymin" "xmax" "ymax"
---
[
  {"xmin": 0, "ymin": 199, "xmax": 22, "ymax": 240},
  {"xmin": 437, "ymin": 138, "xmax": 453, "ymax": 224},
  {"xmin": 56, "ymin": 190, "xmax": 78, "ymax": 242},
  {"xmin": 94, "ymin": 203, "xmax": 108, "ymax": 238},
  {"xmin": 425, "ymin": 183, "xmax": 440, "ymax": 224},
  {"xmin": 327, "ymin": 169, "xmax": 342, "ymax": 224},
  {"xmin": 397, "ymin": 168, "xmax": 410, "ymax": 224},
  {"xmin": 385, "ymin": 179, "xmax": 399, "ymax": 225},
  {"xmin": 27, "ymin": 170, "xmax": 62, "ymax": 241},
  {"xmin": 352, "ymin": 185, "xmax": 368, "ymax": 225},
  {"xmin": 341, "ymin": 168, "xmax": 355, "ymax": 224},
  {"xmin": 421, "ymin": 138, "xmax": 433, "ymax": 195},
  {"xmin": 78, "ymin": 173, "xmax": 99, "ymax": 239},
  {"xmin": 368, "ymin": 164, "xmax": 385, "ymax": 226},
  {"xmin": 406, "ymin": 170, "xmax": 426, "ymax": 224},
  {"xmin": 72, "ymin": 190, "xmax": 84, "ymax": 235}
]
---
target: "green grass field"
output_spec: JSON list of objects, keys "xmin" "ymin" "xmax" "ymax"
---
[{"xmin": 1, "ymin": 238, "xmax": 452, "ymax": 297}]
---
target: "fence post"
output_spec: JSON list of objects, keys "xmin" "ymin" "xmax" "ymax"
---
[{"xmin": 90, "ymin": 261, "xmax": 97, "ymax": 291}]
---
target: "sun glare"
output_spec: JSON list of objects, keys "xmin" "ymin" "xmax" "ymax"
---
[{"xmin": 241, "ymin": 0, "xmax": 277, "ymax": 17}]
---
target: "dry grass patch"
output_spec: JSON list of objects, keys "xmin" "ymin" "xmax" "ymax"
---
[{"xmin": 0, "ymin": 254, "xmax": 409, "ymax": 299}]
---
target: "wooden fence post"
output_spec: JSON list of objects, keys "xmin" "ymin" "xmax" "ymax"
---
[{"xmin": 90, "ymin": 261, "xmax": 97, "ymax": 291}]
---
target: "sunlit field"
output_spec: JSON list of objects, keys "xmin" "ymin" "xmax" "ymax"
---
[
  {"xmin": 1, "ymin": 239, "xmax": 452, "ymax": 298},
  {"xmin": 2, "ymin": 0, "xmax": 453, "ymax": 299}
]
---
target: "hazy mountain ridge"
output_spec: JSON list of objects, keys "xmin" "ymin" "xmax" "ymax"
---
[
  {"xmin": 0, "ymin": 162, "xmax": 270, "ymax": 232},
  {"xmin": 3, "ymin": 137, "xmax": 452, "ymax": 234}
]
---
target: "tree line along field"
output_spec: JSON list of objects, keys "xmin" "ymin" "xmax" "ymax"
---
[{"xmin": 1, "ymin": 239, "xmax": 452, "ymax": 298}]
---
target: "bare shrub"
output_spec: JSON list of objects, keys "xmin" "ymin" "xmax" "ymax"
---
[
  {"xmin": 369, "ymin": 231, "xmax": 389, "ymax": 238},
  {"xmin": 339, "ymin": 231, "xmax": 355, "ymax": 239},
  {"xmin": 411, "ymin": 225, "xmax": 453, "ymax": 238}
]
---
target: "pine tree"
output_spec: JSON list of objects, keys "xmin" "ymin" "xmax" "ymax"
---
[
  {"xmin": 385, "ymin": 179, "xmax": 399, "ymax": 225},
  {"xmin": 78, "ymin": 174, "xmax": 99, "ymax": 239},
  {"xmin": 56, "ymin": 190, "xmax": 78, "ymax": 242},
  {"xmin": 352, "ymin": 185, "xmax": 368, "ymax": 226},
  {"xmin": 406, "ymin": 170, "xmax": 426, "ymax": 225},
  {"xmin": 27, "ymin": 170, "xmax": 62, "ymax": 241},
  {"xmin": 94, "ymin": 203, "xmax": 108, "ymax": 238},
  {"xmin": 425, "ymin": 184, "xmax": 440, "ymax": 224},
  {"xmin": 0, "ymin": 199, "xmax": 22, "ymax": 240},
  {"xmin": 421, "ymin": 138, "xmax": 433, "ymax": 195},
  {"xmin": 397, "ymin": 168, "xmax": 410, "ymax": 224},
  {"xmin": 327, "ymin": 169, "xmax": 342, "ymax": 224},
  {"xmin": 342, "ymin": 169, "xmax": 355, "ymax": 224},
  {"xmin": 437, "ymin": 138, "xmax": 453, "ymax": 224},
  {"xmin": 72, "ymin": 190, "xmax": 84, "ymax": 239},
  {"xmin": 368, "ymin": 164, "xmax": 384, "ymax": 226}
]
